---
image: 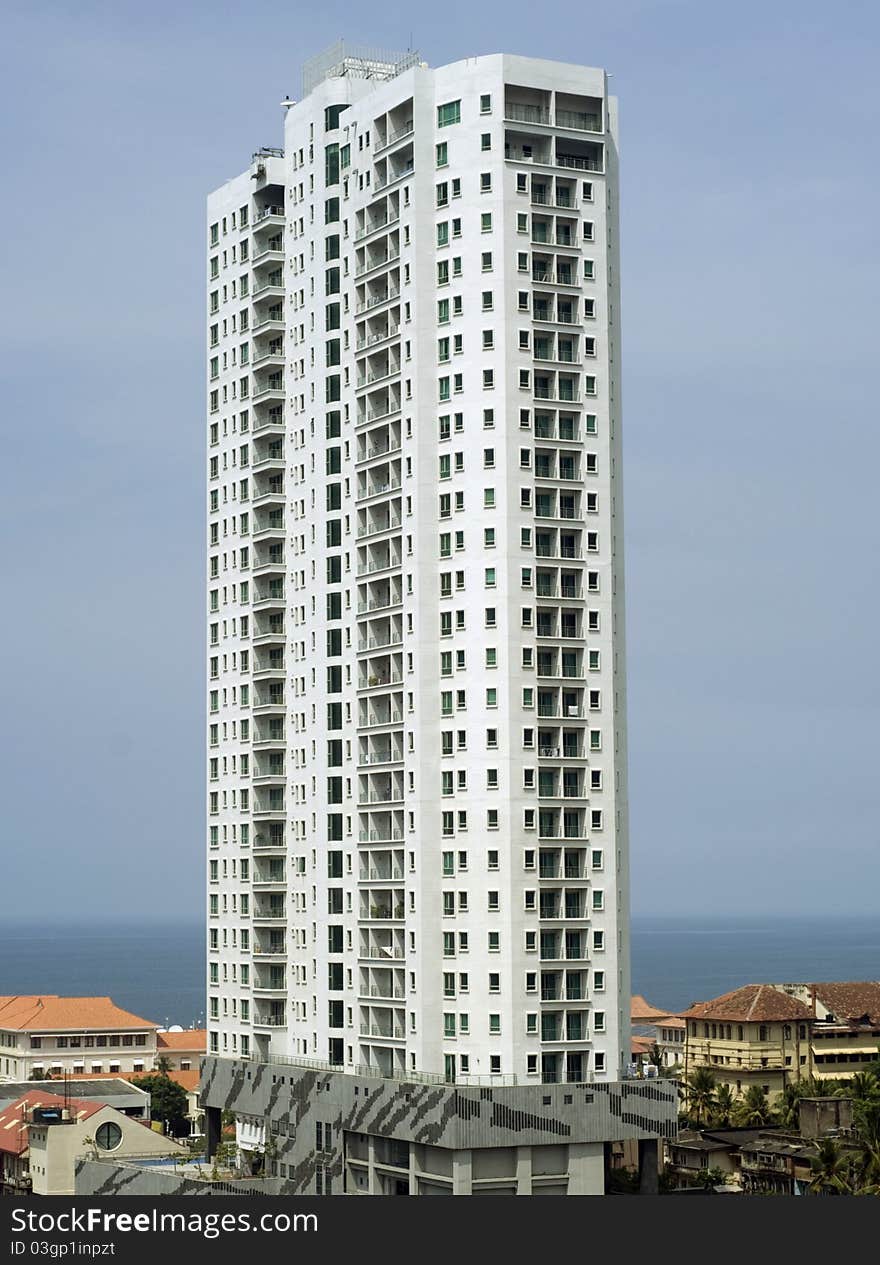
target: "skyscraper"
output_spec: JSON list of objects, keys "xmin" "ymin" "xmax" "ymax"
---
[{"xmin": 203, "ymin": 43, "xmax": 675, "ymax": 1195}]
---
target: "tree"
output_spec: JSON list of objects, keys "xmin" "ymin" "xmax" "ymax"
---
[
  {"xmin": 803, "ymin": 1076, "xmax": 840, "ymax": 1098},
  {"xmin": 776, "ymin": 1081, "xmax": 804, "ymax": 1130},
  {"xmin": 711, "ymin": 1084, "xmax": 737, "ymax": 1128},
  {"xmin": 155, "ymin": 1055, "xmax": 173, "ymax": 1074},
  {"xmin": 733, "ymin": 1084, "xmax": 775, "ymax": 1127},
  {"xmin": 847, "ymin": 1071, "xmax": 880, "ymax": 1193},
  {"xmin": 648, "ymin": 1043, "xmax": 663, "ymax": 1070},
  {"xmin": 809, "ymin": 1137, "xmax": 853, "ymax": 1195},
  {"xmin": 130, "ymin": 1073, "xmax": 189, "ymax": 1138},
  {"xmin": 693, "ymin": 1165, "xmax": 729, "ymax": 1189},
  {"xmin": 684, "ymin": 1067, "xmax": 717, "ymax": 1125}
]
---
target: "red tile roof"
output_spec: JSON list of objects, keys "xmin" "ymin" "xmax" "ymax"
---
[
  {"xmin": 0, "ymin": 996, "xmax": 157, "ymax": 1033},
  {"xmin": 631, "ymin": 995, "xmax": 671, "ymax": 1022},
  {"xmin": 157, "ymin": 1029, "xmax": 207, "ymax": 1052},
  {"xmin": 0, "ymin": 1092, "xmax": 104, "ymax": 1155},
  {"xmin": 810, "ymin": 983, "xmax": 880, "ymax": 1025},
  {"xmin": 680, "ymin": 984, "xmax": 813, "ymax": 1023}
]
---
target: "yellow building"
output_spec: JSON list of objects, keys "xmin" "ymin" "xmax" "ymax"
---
[
  {"xmin": 681, "ymin": 981, "xmax": 880, "ymax": 1096},
  {"xmin": 681, "ymin": 984, "xmax": 813, "ymax": 1096},
  {"xmin": 782, "ymin": 982, "xmax": 880, "ymax": 1082}
]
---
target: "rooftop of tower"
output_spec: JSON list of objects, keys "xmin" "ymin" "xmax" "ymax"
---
[{"xmin": 301, "ymin": 40, "xmax": 425, "ymax": 98}]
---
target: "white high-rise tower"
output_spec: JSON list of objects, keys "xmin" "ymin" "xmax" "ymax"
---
[{"xmin": 203, "ymin": 45, "xmax": 671, "ymax": 1196}]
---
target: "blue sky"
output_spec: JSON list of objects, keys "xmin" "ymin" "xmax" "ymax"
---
[{"xmin": 1, "ymin": 0, "xmax": 878, "ymax": 923}]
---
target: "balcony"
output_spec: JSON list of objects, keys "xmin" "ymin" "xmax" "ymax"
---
[
  {"xmin": 374, "ymin": 123, "xmax": 414, "ymax": 154},
  {"xmin": 359, "ymin": 1023, "xmax": 406, "ymax": 1040},
  {"xmin": 555, "ymin": 109, "xmax": 602, "ymax": 133},
  {"xmin": 252, "ymin": 374, "xmax": 284, "ymax": 403},
  {"xmin": 505, "ymin": 102, "xmax": 551, "ymax": 125},
  {"xmin": 252, "ymin": 205, "xmax": 285, "ymax": 229},
  {"xmin": 253, "ymin": 1011, "xmax": 286, "ymax": 1029},
  {"xmin": 355, "ymin": 212, "xmax": 401, "ymax": 242},
  {"xmin": 253, "ymin": 273, "xmax": 285, "ymax": 300},
  {"xmin": 355, "ymin": 288, "xmax": 400, "ymax": 315}
]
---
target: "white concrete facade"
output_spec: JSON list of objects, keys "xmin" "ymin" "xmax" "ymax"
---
[{"xmin": 206, "ymin": 48, "xmax": 630, "ymax": 1090}]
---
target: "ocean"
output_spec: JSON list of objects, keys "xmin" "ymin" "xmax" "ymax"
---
[{"xmin": 0, "ymin": 915, "xmax": 877, "ymax": 1024}]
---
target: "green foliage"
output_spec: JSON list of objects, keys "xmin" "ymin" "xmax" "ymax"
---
[
  {"xmin": 693, "ymin": 1166, "xmax": 729, "ymax": 1189},
  {"xmin": 683, "ymin": 1067, "xmax": 717, "ymax": 1125},
  {"xmin": 130, "ymin": 1073, "xmax": 189, "ymax": 1138},
  {"xmin": 733, "ymin": 1084, "xmax": 776, "ymax": 1127},
  {"xmin": 710, "ymin": 1085, "xmax": 736, "ymax": 1128},
  {"xmin": 606, "ymin": 1165, "xmax": 640, "ymax": 1194},
  {"xmin": 210, "ymin": 1140, "xmax": 238, "ymax": 1180},
  {"xmin": 808, "ymin": 1070, "xmax": 880, "ymax": 1196}
]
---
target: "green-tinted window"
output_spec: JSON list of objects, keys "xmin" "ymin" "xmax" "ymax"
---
[
  {"xmin": 325, "ymin": 143, "xmax": 340, "ymax": 186},
  {"xmin": 437, "ymin": 100, "xmax": 461, "ymax": 127},
  {"xmin": 436, "ymin": 141, "xmax": 448, "ymax": 167},
  {"xmin": 324, "ymin": 104, "xmax": 348, "ymax": 130}
]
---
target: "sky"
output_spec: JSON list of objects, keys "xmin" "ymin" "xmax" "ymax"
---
[{"xmin": 0, "ymin": 0, "xmax": 878, "ymax": 925}]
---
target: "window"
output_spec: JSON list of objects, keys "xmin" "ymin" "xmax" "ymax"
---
[
  {"xmin": 437, "ymin": 100, "xmax": 461, "ymax": 127},
  {"xmin": 481, "ymin": 133, "xmax": 491, "ymax": 152},
  {"xmin": 436, "ymin": 141, "xmax": 448, "ymax": 167},
  {"xmin": 480, "ymin": 172, "xmax": 491, "ymax": 192},
  {"xmin": 481, "ymin": 212, "xmax": 492, "ymax": 232},
  {"xmin": 489, "ymin": 1013, "xmax": 501, "ymax": 1034},
  {"xmin": 481, "ymin": 251, "xmax": 493, "ymax": 271},
  {"xmin": 480, "ymin": 94, "xmax": 491, "ymax": 114},
  {"xmin": 95, "ymin": 1122, "xmax": 123, "ymax": 1152}
]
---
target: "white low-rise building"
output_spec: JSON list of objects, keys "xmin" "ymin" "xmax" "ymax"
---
[{"xmin": 0, "ymin": 996, "xmax": 159, "ymax": 1081}]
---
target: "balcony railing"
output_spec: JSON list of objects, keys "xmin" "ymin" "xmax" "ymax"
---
[
  {"xmin": 555, "ymin": 109, "xmax": 602, "ymax": 133},
  {"xmin": 505, "ymin": 102, "xmax": 550, "ymax": 124}
]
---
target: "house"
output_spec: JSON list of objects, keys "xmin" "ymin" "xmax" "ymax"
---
[
  {"xmin": 156, "ymin": 1028, "xmax": 207, "ymax": 1072},
  {"xmin": 666, "ymin": 1127, "xmax": 766, "ymax": 1189},
  {"xmin": 0, "ymin": 996, "xmax": 159, "ymax": 1081},
  {"xmin": 62, "ymin": 1069, "xmax": 205, "ymax": 1139},
  {"xmin": 680, "ymin": 982, "xmax": 880, "ymax": 1096},
  {"xmin": 776, "ymin": 983, "xmax": 880, "ymax": 1082},
  {"xmin": 0, "ymin": 1089, "xmax": 186, "ymax": 1195},
  {"xmin": 738, "ymin": 1133, "xmax": 821, "ymax": 1195},
  {"xmin": 680, "ymin": 985, "xmax": 814, "ymax": 1096},
  {"xmin": 630, "ymin": 996, "xmax": 685, "ymax": 1070}
]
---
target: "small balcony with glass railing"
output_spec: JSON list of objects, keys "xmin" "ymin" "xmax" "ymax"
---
[
  {"xmin": 357, "ymin": 810, "xmax": 404, "ymax": 845},
  {"xmin": 357, "ymin": 577, "xmax": 403, "ymax": 618},
  {"xmin": 357, "ymin": 650, "xmax": 403, "ymax": 693}
]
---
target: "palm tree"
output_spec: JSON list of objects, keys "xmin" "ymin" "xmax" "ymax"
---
[
  {"xmin": 685, "ymin": 1067, "xmax": 717, "ymax": 1126},
  {"xmin": 843, "ymin": 1071, "xmax": 880, "ymax": 1111},
  {"xmin": 804, "ymin": 1076, "xmax": 840, "ymax": 1097},
  {"xmin": 809, "ymin": 1137, "xmax": 850, "ymax": 1194},
  {"xmin": 711, "ymin": 1084, "xmax": 737, "ymax": 1128},
  {"xmin": 776, "ymin": 1081, "xmax": 804, "ymax": 1130},
  {"xmin": 849, "ymin": 1077, "xmax": 880, "ymax": 1192},
  {"xmin": 733, "ymin": 1084, "xmax": 774, "ymax": 1127}
]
